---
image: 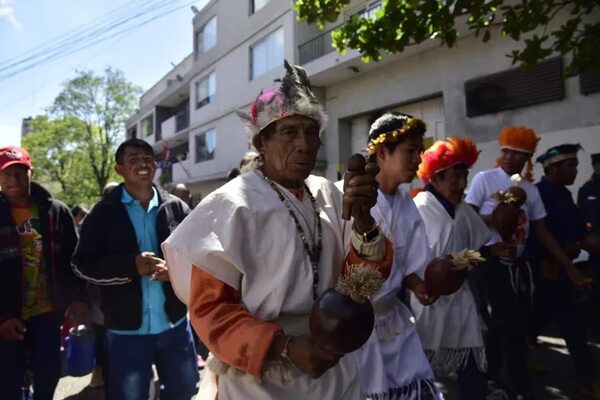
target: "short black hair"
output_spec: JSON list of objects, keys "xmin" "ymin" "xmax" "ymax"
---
[
  {"xmin": 115, "ymin": 139, "xmax": 154, "ymax": 165},
  {"xmin": 370, "ymin": 112, "xmax": 427, "ymax": 153}
]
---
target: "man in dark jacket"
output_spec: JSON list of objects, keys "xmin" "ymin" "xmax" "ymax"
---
[
  {"xmin": 578, "ymin": 153, "xmax": 600, "ymax": 325},
  {"xmin": 73, "ymin": 139, "xmax": 198, "ymax": 400},
  {"xmin": 530, "ymin": 144, "xmax": 600, "ymax": 397},
  {"xmin": 0, "ymin": 145, "xmax": 86, "ymax": 400}
]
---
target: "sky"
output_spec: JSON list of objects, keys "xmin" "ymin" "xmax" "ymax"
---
[{"xmin": 0, "ymin": 0, "xmax": 209, "ymax": 147}]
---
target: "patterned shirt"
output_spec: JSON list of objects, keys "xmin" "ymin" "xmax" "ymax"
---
[{"xmin": 11, "ymin": 203, "xmax": 53, "ymax": 320}]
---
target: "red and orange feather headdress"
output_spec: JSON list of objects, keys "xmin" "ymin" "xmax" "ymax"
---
[{"xmin": 418, "ymin": 136, "xmax": 480, "ymax": 184}]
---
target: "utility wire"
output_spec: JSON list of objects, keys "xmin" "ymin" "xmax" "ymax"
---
[{"xmin": 0, "ymin": 0, "xmax": 196, "ymax": 81}]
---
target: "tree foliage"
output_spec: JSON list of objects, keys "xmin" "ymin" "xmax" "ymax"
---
[
  {"xmin": 22, "ymin": 116, "xmax": 101, "ymax": 206},
  {"xmin": 295, "ymin": 0, "xmax": 600, "ymax": 75},
  {"xmin": 22, "ymin": 68, "xmax": 142, "ymax": 206},
  {"xmin": 50, "ymin": 67, "xmax": 142, "ymax": 195}
]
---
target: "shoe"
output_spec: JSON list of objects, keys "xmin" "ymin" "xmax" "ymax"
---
[
  {"xmin": 486, "ymin": 389, "xmax": 510, "ymax": 400},
  {"xmin": 89, "ymin": 366, "xmax": 104, "ymax": 388}
]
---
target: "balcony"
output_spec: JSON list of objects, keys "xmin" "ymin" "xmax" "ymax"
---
[
  {"xmin": 298, "ymin": 26, "xmax": 339, "ymax": 65},
  {"xmin": 173, "ymin": 159, "xmax": 192, "ymax": 183},
  {"xmin": 160, "ymin": 111, "xmax": 190, "ymax": 140}
]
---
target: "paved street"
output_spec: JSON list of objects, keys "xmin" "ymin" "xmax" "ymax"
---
[{"xmin": 53, "ymin": 325, "xmax": 600, "ymax": 399}]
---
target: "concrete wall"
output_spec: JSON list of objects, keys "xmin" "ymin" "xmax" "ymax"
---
[{"xmin": 321, "ymin": 23, "xmax": 600, "ymax": 180}]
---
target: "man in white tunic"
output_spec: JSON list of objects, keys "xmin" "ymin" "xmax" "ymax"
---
[
  {"xmin": 355, "ymin": 112, "xmax": 443, "ymax": 400},
  {"xmin": 411, "ymin": 137, "xmax": 490, "ymax": 399},
  {"xmin": 162, "ymin": 61, "xmax": 393, "ymax": 400}
]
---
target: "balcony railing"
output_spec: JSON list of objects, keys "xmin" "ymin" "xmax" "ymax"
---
[
  {"xmin": 161, "ymin": 111, "xmax": 190, "ymax": 140},
  {"xmin": 176, "ymin": 110, "xmax": 190, "ymax": 132},
  {"xmin": 298, "ymin": 26, "xmax": 340, "ymax": 65}
]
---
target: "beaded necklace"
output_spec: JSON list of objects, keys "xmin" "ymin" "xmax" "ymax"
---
[{"xmin": 260, "ymin": 172, "xmax": 323, "ymax": 299}]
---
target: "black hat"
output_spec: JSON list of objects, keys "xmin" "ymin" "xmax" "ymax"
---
[{"xmin": 536, "ymin": 144, "xmax": 582, "ymax": 168}]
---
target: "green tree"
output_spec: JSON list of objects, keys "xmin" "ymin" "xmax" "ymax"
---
[
  {"xmin": 50, "ymin": 67, "xmax": 142, "ymax": 195},
  {"xmin": 295, "ymin": 0, "xmax": 599, "ymax": 75},
  {"xmin": 22, "ymin": 116, "xmax": 104, "ymax": 206}
]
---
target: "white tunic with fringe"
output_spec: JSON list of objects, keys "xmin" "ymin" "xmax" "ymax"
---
[
  {"xmin": 162, "ymin": 172, "xmax": 361, "ymax": 400},
  {"xmin": 354, "ymin": 187, "xmax": 442, "ymax": 400},
  {"xmin": 411, "ymin": 191, "xmax": 490, "ymax": 373}
]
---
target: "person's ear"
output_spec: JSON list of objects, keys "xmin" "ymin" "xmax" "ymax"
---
[
  {"xmin": 376, "ymin": 145, "xmax": 387, "ymax": 163},
  {"xmin": 252, "ymin": 134, "xmax": 264, "ymax": 154},
  {"xmin": 115, "ymin": 163, "xmax": 124, "ymax": 177}
]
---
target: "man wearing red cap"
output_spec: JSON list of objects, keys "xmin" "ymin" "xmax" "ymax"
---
[{"xmin": 0, "ymin": 145, "xmax": 87, "ymax": 400}]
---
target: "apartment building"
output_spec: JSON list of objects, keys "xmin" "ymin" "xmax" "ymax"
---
[{"xmin": 126, "ymin": 0, "xmax": 600, "ymax": 200}]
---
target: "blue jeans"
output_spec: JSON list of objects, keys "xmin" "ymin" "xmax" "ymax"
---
[
  {"xmin": 0, "ymin": 312, "xmax": 61, "ymax": 400},
  {"xmin": 107, "ymin": 320, "xmax": 198, "ymax": 400}
]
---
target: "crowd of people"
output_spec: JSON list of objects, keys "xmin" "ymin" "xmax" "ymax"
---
[{"xmin": 1, "ymin": 61, "xmax": 599, "ymax": 400}]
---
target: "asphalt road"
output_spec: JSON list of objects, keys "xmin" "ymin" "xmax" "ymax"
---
[{"xmin": 52, "ymin": 325, "xmax": 600, "ymax": 400}]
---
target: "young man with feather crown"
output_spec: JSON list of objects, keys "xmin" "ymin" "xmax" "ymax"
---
[
  {"xmin": 410, "ymin": 137, "xmax": 492, "ymax": 399},
  {"xmin": 353, "ymin": 112, "xmax": 444, "ymax": 400}
]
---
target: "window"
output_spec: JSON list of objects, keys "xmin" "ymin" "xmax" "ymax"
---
[
  {"xmin": 195, "ymin": 128, "xmax": 216, "ymax": 163},
  {"xmin": 251, "ymin": 0, "xmax": 271, "ymax": 13},
  {"xmin": 358, "ymin": 1, "xmax": 382, "ymax": 19},
  {"xmin": 196, "ymin": 16, "xmax": 217, "ymax": 54},
  {"xmin": 465, "ymin": 57, "xmax": 564, "ymax": 117},
  {"xmin": 141, "ymin": 115, "xmax": 154, "ymax": 138},
  {"xmin": 250, "ymin": 27, "xmax": 284, "ymax": 80},
  {"xmin": 195, "ymin": 71, "xmax": 216, "ymax": 109}
]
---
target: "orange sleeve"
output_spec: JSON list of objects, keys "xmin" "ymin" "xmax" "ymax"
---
[
  {"xmin": 189, "ymin": 266, "xmax": 282, "ymax": 378},
  {"xmin": 344, "ymin": 237, "xmax": 393, "ymax": 279}
]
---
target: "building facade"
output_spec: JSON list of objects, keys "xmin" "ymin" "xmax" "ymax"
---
[{"xmin": 126, "ymin": 0, "xmax": 600, "ymax": 200}]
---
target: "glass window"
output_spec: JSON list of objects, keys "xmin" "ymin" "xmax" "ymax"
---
[
  {"xmin": 252, "ymin": 0, "xmax": 271, "ymax": 13},
  {"xmin": 195, "ymin": 128, "xmax": 216, "ymax": 163},
  {"xmin": 358, "ymin": 1, "xmax": 382, "ymax": 19},
  {"xmin": 196, "ymin": 16, "xmax": 217, "ymax": 54},
  {"xmin": 141, "ymin": 115, "xmax": 154, "ymax": 137},
  {"xmin": 195, "ymin": 71, "xmax": 216, "ymax": 109},
  {"xmin": 250, "ymin": 27, "xmax": 284, "ymax": 80}
]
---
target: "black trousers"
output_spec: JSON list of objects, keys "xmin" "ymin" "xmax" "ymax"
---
[{"xmin": 472, "ymin": 257, "xmax": 531, "ymax": 395}]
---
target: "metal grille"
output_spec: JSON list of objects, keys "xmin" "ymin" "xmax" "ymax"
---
[
  {"xmin": 465, "ymin": 57, "xmax": 564, "ymax": 117},
  {"xmin": 580, "ymin": 69, "xmax": 600, "ymax": 95}
]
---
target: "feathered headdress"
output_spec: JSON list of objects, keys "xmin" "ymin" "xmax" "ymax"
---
[
  {"xmin": 495, "ymin": 126, "xmax": 540, "ymax": 182},
  {"xmin": 536, "ymin": 143, "xmax": 582, "ymax": 168},
  {"xmin": 498, "ymin": 126, "xmax": 540, "ymax": 154},
  {"xmin": 418, "ymin": 137, "xmax": 480, "ymax": 184},
  {"xmin": 367, "ymin": 112, "xmax": 427, "ymax": 155},
  {"xmin": 236, "ymin": 60, "xmax": 328, "ymax": 139}
]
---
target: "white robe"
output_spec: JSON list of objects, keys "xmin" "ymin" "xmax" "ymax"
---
[
  {"xmin": 354, "ymin": 187, "xmax": 441, "ymax": 400},
  {"xmin": 411, "ymin": 191, "xmax": 490, "ymax": 373},
  {"xmin": 162, "ymin": 172, "xmax": 361, "ymax": 400}
]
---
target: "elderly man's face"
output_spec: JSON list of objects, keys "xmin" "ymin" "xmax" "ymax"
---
[{"xmin": 258, "ymin": 115, "xmax": 321, "ymax": 188}]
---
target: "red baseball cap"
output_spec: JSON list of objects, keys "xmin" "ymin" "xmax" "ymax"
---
[{"xmin": 0, "ymin": 146, "xmax": 33, "ymax": 170}]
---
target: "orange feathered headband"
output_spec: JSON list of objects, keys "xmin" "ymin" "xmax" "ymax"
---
[
  {"xmin": 496, "ymin": 126, "xmax": 540, "ymax": 182},
  {"xmin": 418, "ymin": 137, "xmax": 480, "ymax": 184},
  {"xmin": 498, "ymin": 126, "xmax": 540, "ymax": 154}
]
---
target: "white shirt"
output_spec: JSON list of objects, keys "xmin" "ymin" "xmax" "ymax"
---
[{"xmin": 465, "ymin": 167, "xmax": 546, "ymax": 256}]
